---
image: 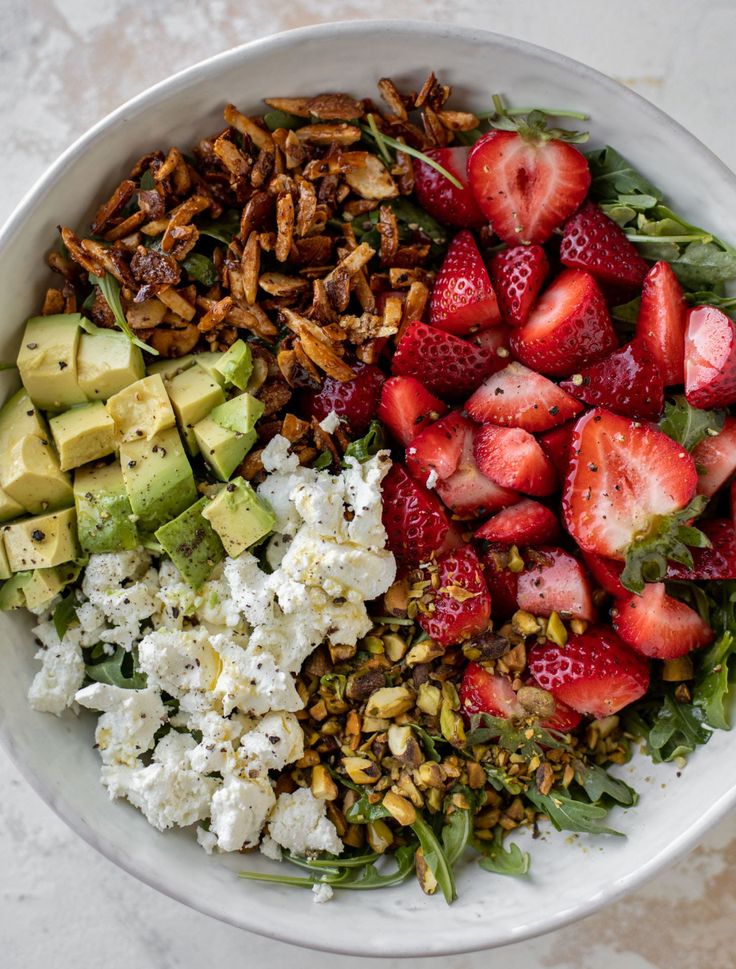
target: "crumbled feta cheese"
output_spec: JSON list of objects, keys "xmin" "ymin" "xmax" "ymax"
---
[
  {"xmin": 211, "ymin": 635, "xmax": 302, "ymax": 716},
  {"xmin": 238, "ymin": 712, "xmax": 304, "ymax": 774},
  {"xmin": 343, "ymin": 452, "xmax": 392, "ymax": 547},
  {"xmin": 281, "ymin": 531, "xmax": 396, "ymax": 602},
  {"xmin": 197, "ymin": 826, "xmax": 218, "ymax": 854},
  {"xmin": 318, "ymin": 410, "xmax": 341, "ymax": 434},
  {"xmin": 261, "ymin": 434, "xmax": 299, "ymax": 473},
  {"xmin": 137, "ymin": 626, "xmax": 221, "ymax": 702},
  {"xmin": 426, "ymin": 469, "xmax": 439, "ymax": 490},
  {"xmin": 75, "ymin": 683, "xmax": 167, "ymax": 766},
  {"xmin": 210, "ymin": 775, "xmax": 275, "ymax": 852},
  {"xmin": 312, "ymin": 882, "xmax": 334, "ymax": 904},
  {"xmin": 268, "ymin": 788, "xmax": 343, "ymax": 857},
  {"xmin": 187, "ymin": 709, "xmax": 246, "ymax": 774},
  {"xmin": 82, "ymin": 550, "xmax": 159, "ymax": 651},
  {"xmin": 27, "ymin": 623, "xmax": 85, "ymax": 716},
  {"xmin": 260, "ymin": 834, "xmax": 282, "ymax": 861}
]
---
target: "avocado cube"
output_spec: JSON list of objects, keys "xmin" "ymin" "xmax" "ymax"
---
[
  {"xmin": 212, "ymin": 340, "xmax": 253, "ymax": 390},
  {"xmin": 155, "ymin": 497, "xmax": 225, "ymax": 589},
  {"xmin": 0, "ymin": 485, "xmax": 24, "ymax": 524},
  {"xmin": 193, "ymin": 416, "xmax": 256, "ymax": 482},
  {"xmin": 23, "ymin": 563, "xmax": 79, "ymax": 611},
  {"xmin": 210, "ymin": 392, "xmax": 264, "ymax": 434},
  {"xmin": 167, "ymin": 364, "xmax": 226, "ymax": 455},
  {"xmin": 3, "ymin": 435, "xmax": 73, "ymax": 515},
  {"xmin": 201, "ymin": 477, "xmax": 275, "ymax": 558},
  {"xmin": 0, "ymin": 572, "xmax": 32, "ymax": 610},
  {"xmin": 120, "ymin": 427, "xmax": 197, "ymax": 532},
  {"xmin": 16, "ymin": 313, "xmax": 87, "ymax": 410},
  {"xmin": 77, "ymin": 328, "xmax": 145, "ymax": 400},
  {"xmin": 0, "ymin": 389, "xmax": 47, "ymax": 443},
  {"xmin": 147, "ymin": 355, "xmax": 197, "ymax": 380},
  {"xmin": 0, "ymin": 540, "xmax": 10, "ymax": 580},
  {"xmin": 194, "ymin": 351, "xmax": 228, "ymax": 387},
  {"xmin": 3, "ymin": 507, "xmax": 79, "ymax": 572},
  {"xmin": 106, "ymin": 373, "xmax": 176, "ymax": 443},
  {"xmin": 50, "ymin": 402, "xmax": 117, "ymax": 471},
  {"xmin": 74, "ymin": 462, "xmax": 139, "ymax": 554}
]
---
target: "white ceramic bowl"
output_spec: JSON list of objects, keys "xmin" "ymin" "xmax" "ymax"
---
[{"xmin": 1, "ymin": 20, "xmax": 735, "ymax": 958}]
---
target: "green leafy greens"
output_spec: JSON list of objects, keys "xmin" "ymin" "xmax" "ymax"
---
[
  {"xmin": 89, "ymin": 273, "xmax": 156, "ymax": 354},
  {"xmin": 659, "ymin": 396, "xmax": 725, "ymax": 451},
  {"xmin": 343, "ymin": 420, "xmax": 386, "ymax": 465},
  {"xmin": 85, "ymin": 645, "xmax": 147, "ymax": 690}
]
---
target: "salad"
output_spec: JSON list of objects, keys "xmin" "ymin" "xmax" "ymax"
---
[{"xmin": 4, "ymin": 73, "xmax": 736, "ymax": 904}]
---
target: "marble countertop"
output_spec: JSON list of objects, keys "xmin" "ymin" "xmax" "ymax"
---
[{"xmin": 2, "ymin": 2, "xmax": 736, "ymax": 967}]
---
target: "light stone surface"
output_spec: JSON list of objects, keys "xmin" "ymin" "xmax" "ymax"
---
[{"xmin": 1, "ymin": 1, "xmax": 735, "ymax": 967}]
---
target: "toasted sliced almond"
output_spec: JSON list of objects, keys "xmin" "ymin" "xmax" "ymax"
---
[
  {"xmin": 213, "ymin": 134, "xmax": 251, "ymax": 179},
  {"xmin": 241, "ymin": 231, "xmax": 261, "ymax": 306},
  {"xmin": 342, "ymin": 152, "xmax": 399, "ymax": 200},
  {"xmin": 275, "ymin": 192, "xmax": 295, "ymax": 263},
  {"xmin": 91, "ymin": 179, "xmax": 136, "ymax": 235},
  {"xmin": 258, "ymin": 272, "xmax": 308, "ymax": 297},
  {"xmin": 156, "ymin": 287, "xmax": 196, "ymax": 321},
  {"xmin": 295, "ymin": 123, "xmax": 362, "ymax": 145},
  {"xmin": 377, "ymin": 77, "xmax": 408, "ymax": 121},
  {"xmin": 224, "ymin": 103, "xmax": 274, "ymax": 151}
]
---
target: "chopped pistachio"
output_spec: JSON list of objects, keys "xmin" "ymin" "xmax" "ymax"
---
[
  {"xmin": 367, "ymin": 819, "xmax": 393, "ymax": 854},
  {"xmin": 416, "ymin": 682, "xmax": 442, "ymax": 716},
  {"xmin": 415, "ymin": 847, "xmax": 438, "ymax": 895},
  {"xmin": 343, "ymin": 756, "xmax": 381, "ymax": 784},
  {"xmin": 507, "ymin": 545, "xmax": 525, "ymax": 573},
  {"xmin": 365, "ymin": 686, "xmax": 415, "ymax": 718},
  {"xmin": 662, "ymin": 655, "xmax": 694, "ymax": 681},
  {"xmin": 383, "ymin": 633, "xmax": 408, "ymax": 662},
  {"xmin": 382, "ymin": 790, "xmax": 417, "ymax": 826},
  {"xmin": 311, "ymin": 764, "xmax": 339, "ymax": 801},
  {"xmin": 546, "ymin": 610, "xmax": 568, "ymax": 648}
]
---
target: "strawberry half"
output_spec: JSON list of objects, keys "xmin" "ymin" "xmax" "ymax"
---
[
  {"xmin": 460, "ymin": 663, "xmax": 524, "ymax": 719},
  {"xmin": 579, "ymin": 549, "xmax": 626, "ymax": 598},
  {"xmin": 563, "ymin": 409, "xmax": 699, "ymax": 580},
  {"xmin": 466, "ymin": 361, "xmax": 583, "ymax": 432},
  {"xmin": 516, "ymin": 547, "xmax": 597, "ymax": 622},
  {"xmin": 684, "ymin": 305, "xmax": 736, "ymax": 409},
  {"xmin": 377, "ymin": 376, "xmax": 448, "ymax": 447},
  {"xmin": 430, "ymin": 230, "xmax": 501, "ymax": 334},
  {"xmin": 532, "ymin": 682, "xmax": 583, "ymax": 733},
  {"xmin": 537, "ymin": 420, "xmax": 575, "ymax": 480},
  {"xmin": 301, "ymin": 362, "xmax": 384, "ymax": 433},
  {"xmin": 467, "ymin": 130, "xmax": 591, "ymax": 245},
  {"xmin": 434, "ymin": 416, "xmax": 520, "ymax": 516},
  {"xmin": 559, "ymin": 200, "xmax": 649, "ymax": 300},
  {"xmin": 490, "ymin": 244, "xmax": 549, "ymax": 327},
  {"xmin": 479, "ymin": 545, "xmax": 521, "ymax": 620},
  {"xmin": 470, "ymin": 325, "xmax": 513, "ymax": 375},
  {"xmin": 475, "ymin": 499, "xmax": 561, "ymax": 546},
  {"xmin": 559, "ymin": 340, "xmax": 664, "ymax": 422},
  {"xmin": 418, "ymin": 545, "xmax": 491, "ymax": 647},
  {"xmin": 668, "ymin": 519, "xmax": 736, "ymax": 581},
  {"xmin": 636, "ymin": 261, "xmax": 687, "ymax": 386},
  {"xmin": 612, "ymin": 582, "xmax": 714, "ymax": 660},
  {"xmin": 381, "ymin": 463, "xmax": 459, "ymax": 569},
  {"xmin": 412, "ymin": 146, "xmax": 485, "ymax": 227},
  {"xmin": 691, "ymin": 416, "xmax": 736, "ymax": 498},
  {"xmin": 406, "ymin": 411, "xmax": 467, "ymax": 484},
  {"xmin": 510, "ymin": 269, "xmax": 617, "ymax": 377},
  {"xmin": 391, "ymin": 320, "xmax": 494, "ymax": 399},
  {"xmin": 528, "ymin": 626, "xmax": 650, "ymax": 719},
  {"xmin": 473, "ymin": 423, "xmax": 557, "ymax": 496}
]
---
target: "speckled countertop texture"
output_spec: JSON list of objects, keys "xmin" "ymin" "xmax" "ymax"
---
[{"xmin": 2, "ymin": 2, "xmax": 736, "ymax": 967}]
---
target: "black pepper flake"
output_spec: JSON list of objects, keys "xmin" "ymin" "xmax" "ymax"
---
[
  {"xmin": 226, "ymin": 483, "xmax": 236, "ymax": 492},
  {"xmin": 59, "ymin": 360, "xmax": 68, "ymax": 370},
  {"xmin": 31, "ymin": 529, "xmax": 45, "ymax": 541},
  {"xmin": 128, "ymin": 460, "xmax": 137, "ymax": 468},
  {"xmin": 26, "ymin": 342, "xmax": 38, "ymax": 350}
]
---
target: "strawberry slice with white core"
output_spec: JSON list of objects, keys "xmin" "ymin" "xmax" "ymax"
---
[
  {"xmin": 412, "ymin": 147, "xmax": 485, "ymax": 227},
  {"xmin": 510, "ymin": 269, "xmax": 617, "ymax": 377},
  {"xmin": 691, "ymin": 416, "xmax": 736, "ymax": 498},
  {"xmin": 430, "ymin": 230, "xmax": 502, "ymax": 334},
  {"xmin": 466, "ymin": 361, "xmax": 583, "ymax": 432},
  {"xmin": 475, "ymin": 499, "xmax": 561, "ymax": 546},
  {"xmin": 391, "ymin": 320, "xmax": 494, "ymax": 400},
  {"xmin": 636, "ymin": 261, "xmax": 688, "ymax": 386},
  {"xmin": 467, "ymin": 130, "xmax": 591, "ymax": 245},
  {"xmin": 612, "ymin": 582, "xmax": 714, "ymax": 660},
  {"xmin": 434, "ymin": 416, "xmax": 520, "ymax": 516},
  {"xmin": 516, "ymin": 546, "xmax": 597, "ymax": 622},
  {"xmin": 528, "ymin": 627, "xmax": 650, "ymax": 719},
  {"xmin": 473, "ymin": 423, "xmax": 557, "ymax": 496},
  {"xmin": 406, "ymin": 411, "xmax": 467, "ymax": 485},
  {"xmin": 460, "ymin": 662, "xmax": 524, "ymax": 719},
  {"xmin": 377, "ymin": 376, "xmax": 448, "ymax": 447},
  {"xmin": 418, "ymin": 546, "xmax": 491, "ymax": 647},
  {"xmin": 562, "ymin": 409, "xmax": 700, "ymax": 585},
  {"xmin": 684, "ymin": 305, "xmax": 736, "ymax": 409}
]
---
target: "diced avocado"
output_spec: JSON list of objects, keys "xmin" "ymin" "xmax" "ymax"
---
[
  {"xmin": 155, "ymin": 497, "xmax": 225, "ymax": 589},
  {"xmin": 120, "ymin": 426, "xmax": 197, "ymax": 532},
  {"xmin": 193, "ymin": 351, "xmax": 228, "ymax": 387},
  {"xmin": 147, "ymin": 355, "xmax": 197, "ymax": 380},
  {"xmin": 0, "ymin": 539, "xmax": 10, "ymax": 580},
  {"xmin": 49, "ymin": 402, "xmax": 117, "ymax": 471},
  {"xmin": 210, "ymin": 392, "xmax": 265, "ymax": 434},
  {"xmin": 23, "ymin": 563, "xmax": 79, "ymax": 611},
  {"xmin": 0, "ymin": 389, "xmax": 47, "ymax": 442},
  {"xmin": 77, "ymin": 328, "xmax": 145, "ymax": 400},
  {"xmin": 212, "ymin": 340, "xmax": 253, "ymax": 390},
  {"xmin": 106, "ymin": 373, "xmax": 176, "ymax": 443},
  {"xmin": 3, "ymin": 507, "xmax": 79, "ymax": 572},
  {"xmin": 16, "ymin": 314, "xmax": 87, "ymax": 410},
  {"xmin": 201, "ymin": 477, "xmax": 275, "ymax": 557},
  {"xmin": 193, "ymin": 415, "xmax": 256, "ymax": 481},
  {"xmin": 0, "ymin": 572, "xmax": 32, "ymax": 610},
  {"xmin": 74, "ymin": 462, "xmax": 139, "ymax": 554},
  {"xmin": 167, "ymin": 364, "xmax": 226, "ymax": 455},
  {"xmin": 0, "ymin": 485, "xmax": 24, "ymax": 524}
]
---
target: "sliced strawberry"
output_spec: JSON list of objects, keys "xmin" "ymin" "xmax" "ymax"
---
[
  {"xmin": 579, "ymin": 549, "xmax": 626, "ymax": 598},
  {"xmin": 560, "ymin": 200, "xmax": 649, "ymax": 300},
  {"xmin": 732, "ymin": 481, "xmax": 736, "ymax": 529},
  {"xmin": 406, "ymin": 411, "xmax": 466, "ymax": 484},
  {"xmin": 535, "ymin": 686, "xmax": 584, "ymax": 733},
  {"xmin": 475, "ymin": 499, "xmax": 560, "ymax": 546},
  {"xmin": 563, "ymin": 408, "xmax": 698, "ymax": 561},
  {"xmin": 473, "ymin": 424, "xmax": 557, "ymax": 496},
  {"xmin": 613, "ymin": 582, "xmax": 714, "ymax": 660},
  {"xmin": 377, "ymin": 376, "xmax": 448, "ymax": 447},
  {"xmin": 537, "ymin": 421, "xmax": 575, "ymax": 480},
  {"xmin": 510, "ymin": 269, "xmax": 617, "ymax": 377},
  {"xmin": 559, "ymin": 340, "xmax": 664, "ymax": 422},
  {"xmin": 301, "ymin": 362, "xmax": 384, "ymax": 433},
  {"xmin": 467, "ymin": 130, "xmax": 591, "ymax": 245},
  {"xmin": 479, "ymin": 545, "xmax": 520, "ymax": 620},
  {"xmin": 668, "ymin": 519, "xmax": 736, "ymax": 581},
  {"xmin": 691, "ymin": 416, "xmax": 736, "ymax": 498},
  {"xmin": 418, "ymin": 546, "xmax": 491, "ymax": 647},
  {"xmin": 412, "ymin": 147, "xmax": 485, "ymax": 228},
  {"xmin": 434, "ymin": 416, "xmax": 519, "ymax": 516},
  {"xmin": 465, "ymin": 361, "xmax": 583, "ymax": 432},
  {"xmin": 460, "ymin": 662, "xmax": 524, "ymax": 719},
  {"xmin": 470, "ymin": 325, "xmax": 513, "ymax": 375},
  {"xmin": 516, "ymin": 547, "xmax": 596, "ymax": 622},
  {"xmin": 528, "ymin": 627, "xmax": 650, "ymax": 719},
  {"xmin": 381, "ymin": 463, "xmax": 459, "ymax": 569},
  {"xmin": 430, "ymin": 230, "xmax": 501, "ymax": 334},
  {"xmin": 684, "ymin": 305, "xmax": 736, "ymax": 409},
  {"xmin": 490, "ymin": 245, "xmax": 549, "ymax": 327},
  {"xmin": 636, "ymin": 261, "xmax": 687, "ymax": 386},
  {"xmin": 391, "ymin": 320, "xmax": 494, "ymax": 399}
]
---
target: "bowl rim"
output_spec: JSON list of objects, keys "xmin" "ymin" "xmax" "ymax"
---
[{"xmin": 1, "ymin": 18, "xmax": 736, "ymax": 956}]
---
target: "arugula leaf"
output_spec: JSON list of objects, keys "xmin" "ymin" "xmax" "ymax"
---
[
  {"xmin": 694, "ymin": 630, "xmax": 736, "ymax": 731},
  {"xmin": 482, "ymin": 763, "xmax": 524, "ymax": 795},
  {"xmin": 85, "ymin": 646, "xmax": 147, "ymax": 690},
  {"xmin": 441, "ymin": 808, "xmax": 472, "ymax": 866},
  {"xmin": 411, "ymin": 815, "xmax": 457, "ymax": 903},
  {"xmin": 667, "ymin": 241, "xmax": 736, "ymax": 290},
  {"xmin": 196, "ymin": 209, "xmax": 241, "ymax": 244},
  {"xmin": 389, "ymin": 198, "xmax": 448, "ymax": 247},
  {"xmin": 360, "ymin": 121, "xmax": 463, "ymax": 190},
  {"xmin": 586, "ymin": 146, "xmax": 663, "ymax": 203},
  {"xmin": 344, "ymin": 794, "xmax": 391, "ymax": 824},
  {"xmin": 330, "ymin": 845, "xmax": 416, "ymax": 890},
  {"xmin": 410, "ymin": 724, "xmax": 442, "ymax": 762},
  {"xmin": 659, "ymin": 396, "xmax": 725, "ymax": 451},
  {"xmin": 0, "ymin": 361, "xmax": 17, "ymax": 371},
  {"xmin": 139, "ymin": 169, "xmax": 156, "ymax": 190},
  {"xmin": 486, "ymin": 96, "xmax": 589, "ymax": 144},
  {"xmin": 526, "ymin": 785, "xmax": 624, "ymax": 837},
  {"xmin": 684, "ymin": 291, "xmax": 736, "ymax": 312},
  {"xmin": 343, "ymin": 420, "xmax": 386, "ymax": 464},
  {"xmin": 53, "ymin": 592, "xmax": 78, "ymax": 641},
  {"xmin": 611, "ymin": 296, "xmax": 641, "ymax": 325},
  {"xmin": 475, "ymin": 831, "xmax": 530, "ymax": 876},
  {"xmin": 244, "ymin": 844, "xmax": 416, "ymax": 892},
  {"xmin": 263, "ymin": 109, "xmax": 305, "ymax": 131},
  {"xmin": 88, "ymin": 273, "xmax": 156, "ymax": 355},
  {"xmin": 465, "ymin": 713, "xmax": 570, "ymax": 757},
  {"xmin": 182, "ymin": 252, "xmax": 218, "ymax": 287},
  {"xmin": 574, "ymin": 762, "xmax": 638, "ymax": 807},
  {"xmin": 313, "ymin": 450, "xmax": 332, "ymax": 470},
  {"xmin": 646, "ymin": 693, "xmax": 713, "ymax": 762}
]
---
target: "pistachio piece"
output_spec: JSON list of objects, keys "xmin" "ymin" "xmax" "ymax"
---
[
  {"xmin": 440, "ymin": 700, "xmax": 466, "ymax": 746},
  {"xmin": 415, "ymin": 847, "xmax": 438, "ymax": 895},
  {"xmin": 546, "ymin": 610, "xmax": 568, "ymax": 648},
  {"xmin": 383, "ymin": 633, "xmax": 408, "ymax": 662},
  {"xmin": 361, "ymin": 715, "xmax": 390, "ymax": 733},
  {"xmin": 512, "ymin": 610, "xmax": 542, "ymax": 637},
  {"xmin": 387, "ymin": 724, "xmax": 424, "ymax": 767},
  {"xmin": 663, "ymin": 655, "xmax": 694, "ymax": 681},
  {"xmin": 365, "ymin": 686, "xmax": 414, "ymax": 719},
  {"xmin": 570, "ymin": 618, "xmax": 588, "ymax": 635},
  {"xmin": 517, "ymin": 685, "xmax": 556, "ymax": 719},
  {"xmin": 415, "ymin": 761, "xmax": 444, "ymax": 790},
  {"xmin": 416, "ymin": 682, "xmax": 441, "ymax": 716},
  {"xmin": 507, "ymin": 545, "xmax": 525, "ymax": 573},
  {"xmin": 382, "ymin": 790, "xmax": 417, "ymax": 826},
  {"xmin": 311, "ymin": 764, "xmax": 338, "ymax": 801},
  {"xmin": 367, "ymin": 819, "xmax": 393, "ymax": 854},
  {"xmin": 383, "ymin": 576, "xmax": 410, "ymax": 616},
  {"xmin": 342, "ymin": 756, "xmax": 381, "ymax": 784},
  {"xmin": 406, "ymin": 640, "xmax": 444, "ymax": 666}
]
